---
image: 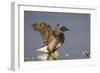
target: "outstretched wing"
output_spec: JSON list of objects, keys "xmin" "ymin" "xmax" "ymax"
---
[{"xmin": 32, "ymin": 22, "xmax": 53, "ymax": 46}]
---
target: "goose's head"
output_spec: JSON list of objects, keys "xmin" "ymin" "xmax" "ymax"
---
[{"xmin": 60, "ymin": 26, "xmax": 69, "ymax": 32}]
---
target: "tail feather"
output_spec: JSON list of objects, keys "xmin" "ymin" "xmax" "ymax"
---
[
  {"xmin": 37, "ymin": 54, "xmax": 48, "ymax": 60},
  {"xmin": 37, "ymin": 46, "xmax": 48, "ymax": 53},
  {"xmin": 37, "ymin": 51, "xmax": 59, "ymax": 60}
]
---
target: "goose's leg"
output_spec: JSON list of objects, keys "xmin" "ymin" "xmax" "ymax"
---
[
  {"xmin": 47, "ymin": 47, "xmax": 59, "ymax": 60},
  {"xmin": 47, "ymin": 47, "xmax": 52, "ymax": 60},
  {"xmin": 47, "ymin": 50, "xmax": 60, "ymax": 60}
]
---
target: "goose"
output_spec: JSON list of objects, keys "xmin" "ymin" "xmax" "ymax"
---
[{"xmin": 32, "ymin": 22, "xmax": 69, "ymax": 60}]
